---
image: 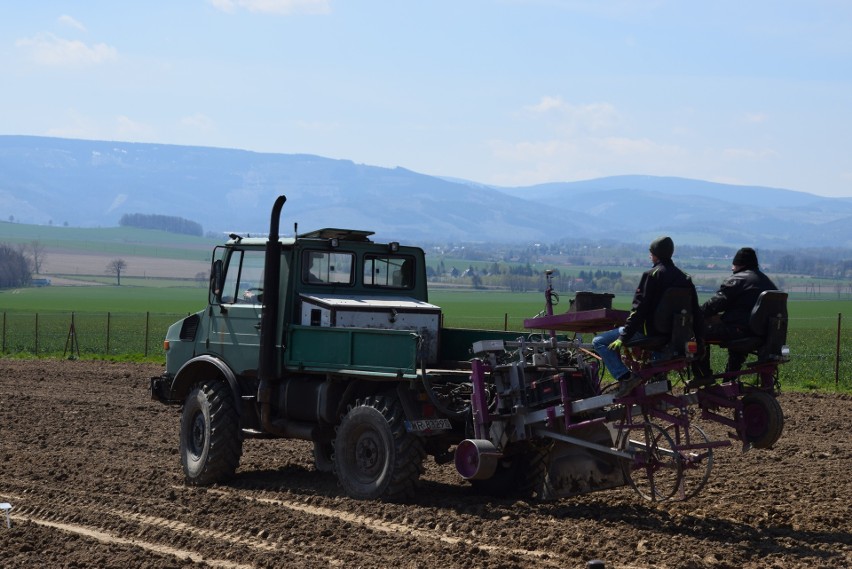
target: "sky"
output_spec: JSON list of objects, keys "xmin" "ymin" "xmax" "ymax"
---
[{"xmin": 2, "ymin": 0, "xmax": 851, "ymax": 197}]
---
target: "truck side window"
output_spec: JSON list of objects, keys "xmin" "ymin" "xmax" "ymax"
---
[
  {"xmin": 302, "ymin": 251, "xmax": 354, "ymax": 285},
  {"xmin": 364, "ymin": 255, "xmax": 414, "ymax": 289},
  {"xmin": 221, "ymin": 249, "xmax": 266, "ymax": 304}
]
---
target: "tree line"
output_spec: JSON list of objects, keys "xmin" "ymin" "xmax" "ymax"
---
[
  {"xmin": 0, "ymin": 243, "xmax": 33, "ymax": 288},
  {"xmin": 119, "ymin": 213, "xmax": 203, "ymax": 236},
  {"xmin": 427, "ymin": 239, "xmax": 852, "ymax": 281}
]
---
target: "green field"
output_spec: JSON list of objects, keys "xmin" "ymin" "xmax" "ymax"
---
[
  {"xmin": 0, "ymin": 222, "xmax": 217, "ymax": 260},
  {"xmin": 0, "ymin": 283, "xmax": 208, "ymax": 314},
  {"xmin": 1, "ymin": 284, "xmax": 850, "ymax": 392}
]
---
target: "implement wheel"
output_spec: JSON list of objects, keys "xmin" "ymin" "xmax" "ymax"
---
[
  {"xmin": 469, "ymin": 445, "xmax": 548, "ymax": 499},
  {"xmin": 333, "ymin": 396, "xmax": 425, "ymax": 501},
  {"xmin": 665, "ymin": 422, "xmax": 714, "ymax": 501},
  {"xmin": 742, "ymin": 391, "xmax": 784, "ymax": 449},
  {"xmin": 180, "ymin": 380, "xmax": 243, "ymax": 485},
  {"xmin": 621, "ymin": 421, "xmax": 683, "ymax": 502}
]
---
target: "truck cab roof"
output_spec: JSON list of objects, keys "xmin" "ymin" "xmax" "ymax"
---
[{"xmin": 226, "ymin": 228, "xmax": 376, "ymax": 246}]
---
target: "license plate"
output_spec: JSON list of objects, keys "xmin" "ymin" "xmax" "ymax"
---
[{"xmin": 405, "ymin": 418, "xmax": 452, "ymax": 432}]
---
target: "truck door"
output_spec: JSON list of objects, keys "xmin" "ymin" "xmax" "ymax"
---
[{"xmin": 207, "ymin": 248, "xmax": 267, "ymax": 374}]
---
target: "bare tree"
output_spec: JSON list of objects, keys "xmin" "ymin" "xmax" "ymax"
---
[
  {"xmin": 29, "ymin": 240, "xmax": 47, "ymax": 274},
  {"xmin": 106, "ymin": 258, "xmax": 127, "ymax": 285}
]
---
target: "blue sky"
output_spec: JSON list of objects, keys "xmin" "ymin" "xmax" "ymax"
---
[{"xmin": 2, "ymin": 0, "xmax": 851, "ymax": 197}]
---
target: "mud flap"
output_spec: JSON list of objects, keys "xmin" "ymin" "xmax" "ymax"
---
[{"xmin": 541, "ymin": 423, "xmax": 626, "ymax": 499}]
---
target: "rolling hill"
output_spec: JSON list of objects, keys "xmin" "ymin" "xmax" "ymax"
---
[{"xmin": 2, "ymin": 135, "xmax": 851, "ymax": 249}]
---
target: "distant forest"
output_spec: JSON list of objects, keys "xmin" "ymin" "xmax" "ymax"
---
[{"xmin": 119, "ymin": 213, "xmax": 203, "ymax": 236}]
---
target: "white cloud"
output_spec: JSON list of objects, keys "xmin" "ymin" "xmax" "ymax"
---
[
  {"xmin": 596, "ymin": 136, "xmax": 669, "ymax": 156},
  {"xmin": 58, "ymin": 15, "xmax": 87, "ymax": 32},
  {"xmin": 115, "ymin": 115, "xmax": 155, "ymax": 139},
  {"xmin": 485, "ymin": 131, "xmax": 688, "ymax": 186},
  {"xmin": 209, "ymin": 0, "xmax": 330, "ymax": 15},
  {"xmin": 744, "ymin": 112, "xmax": 769, "ymax": 124},
  {"xmin": 722, "ymin": 147, "xmax": 777, "ymax": 160},
  {"xmin": 16, "ymin": 32, "xmax": 117, "ymax": 66},
  {"xmin": 180, "ymin": 113, "xmax": 216, "ymax": 132},
  {"xmin": 523, "ymin": 96, "xmax": 619, "ymax": 134},
  {"xmin": 44, "ymin": 113, "xmax": 155, "ymax": 144},
  {"xmin": 524, "ymin": 95, "xmax": 566, "ymax": 113}
]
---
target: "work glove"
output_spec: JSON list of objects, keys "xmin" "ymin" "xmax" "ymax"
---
[{"xmin": 608, "ymin": 338, "xmax": 623, "ymax": 351}]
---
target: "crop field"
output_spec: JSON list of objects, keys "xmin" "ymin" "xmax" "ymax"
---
[{"xmin": 1, "ymin": 285, "xmax": 850, "ymax": 391}]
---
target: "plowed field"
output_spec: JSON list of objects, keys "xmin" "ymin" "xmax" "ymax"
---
[{"xmin": 1, "ymin": 359, "xmax": 850, "ymax": 568}]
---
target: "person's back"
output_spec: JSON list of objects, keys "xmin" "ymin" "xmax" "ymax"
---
[
  {"xmin": 691, "ymin": 247, "xmax": 778, "ymax": 383},
  {"xmin": 703, "ymin": 248, "xmax": 778, "ymax": 330},
  {"xmin": 594, "ymin": 236, "xmax": 701, "ymax": 396},
  {"xmin": 626, "ymin": 258, "xmax": 700, "ymax": 339}
]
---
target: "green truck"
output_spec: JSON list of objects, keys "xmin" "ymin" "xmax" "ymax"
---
[{"xmin": 151, "ymin": 195, "xmax": 546, "ymax": 501}]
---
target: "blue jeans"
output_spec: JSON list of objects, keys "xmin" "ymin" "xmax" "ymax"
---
[{"xmin": 592, "ymin": 327, "xmax": 647, "ymax": 381}]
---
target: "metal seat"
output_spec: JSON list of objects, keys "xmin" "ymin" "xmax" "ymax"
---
[
  {"xmin": 623, "ymin": 287, "xmax": 695, "ymax": 360},
  {"xmin": 724, "ymin": 290, "xmax": 788, "ymax": 363}
]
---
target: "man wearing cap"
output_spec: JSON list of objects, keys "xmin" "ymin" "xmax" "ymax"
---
[
  {"xmin": 690, "ymin": 247, "xmax": 778, "ymax": 384},
  {"xmin": 593, "ymin": 236, "xmax": 702, "ymax": 397}
]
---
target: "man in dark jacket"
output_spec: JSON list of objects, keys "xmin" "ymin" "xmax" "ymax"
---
[
  {"xmin": 593, "ymin": 236, "xmax": 702, "ymax": 396},
  {"xmin": 691, "ymin": 247, "xmax": 778, "ymax": 381}
]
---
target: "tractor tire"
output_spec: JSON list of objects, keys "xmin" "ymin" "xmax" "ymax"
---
[
  {"xmin": 333, "ymin": 396, "xmax": 425, "ymax": 501},
  {"xmin": 470, "ymin": 445, "xmax": 548, "ymax": 499},
  {"xmin": 180, "ymin": 380, "xmax": 243, "ymax": 485},
  {"xmin": 742, "ymin": 391, "xmax": 784, "ymax": 449}
]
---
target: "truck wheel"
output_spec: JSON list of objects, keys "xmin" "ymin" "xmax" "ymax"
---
[
  {"xmin": 333, "ymin": 396, "xmax": 425, "ymax": 501},
  {"xmin": 180, "ymin": 380, "xmax": 243, "ymax": 485}
]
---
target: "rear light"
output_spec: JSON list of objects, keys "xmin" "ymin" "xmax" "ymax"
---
[{"xmin": 686, "ymin": 340, "xmax": 698, "ymax": 354}]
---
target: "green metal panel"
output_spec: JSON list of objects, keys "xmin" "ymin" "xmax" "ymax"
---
[{"xmin": 285, "ymin": 325, "xmax": 419, "ymax": 377}]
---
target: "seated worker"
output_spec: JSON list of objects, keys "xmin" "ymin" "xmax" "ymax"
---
[
  {"xmin": 593, "ymin": 236, "xmax": 702, "ymax": 397},
  {"xmin": 690, "ymin": 247, "xmax": 778, "ymax": 385}
]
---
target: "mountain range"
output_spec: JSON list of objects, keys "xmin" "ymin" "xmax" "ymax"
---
[{"xmin": 2, "ymin": 135, "xmax": 851, "ymax": 249}]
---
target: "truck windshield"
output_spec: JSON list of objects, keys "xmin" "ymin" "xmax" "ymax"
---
[
  {"xmin": 364, "ymin": 255, "xmax": 414, "ymax": 289},
  {"xmin": 221, "ymin": 249, "xmax": 266, "ymax": 304},
  {"xmin": 302, "ymin": 250, "xmax": 354, "ymax": 285}
]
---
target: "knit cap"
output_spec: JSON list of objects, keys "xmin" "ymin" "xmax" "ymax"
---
[
  {"xmin": 733, "ymin": 247, "xmax": 759, "ymax": 268},
  {"xmin": 649, "ymin": 236, "xmax": 674, "ymax": 260}
]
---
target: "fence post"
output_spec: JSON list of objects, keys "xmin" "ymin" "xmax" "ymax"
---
[
  {"xmin": 145, "ymin": 311, "xmax": 150, "ymax": 358},
  {"xmin": 836, "ymin": 313, "xmax": 842, "ymax": 388},
  {"xmin": 504, "ymin": 313, "xmax": 508, "ymax": 331},
  {"xmin": 2, "ymin": 312, "xmax": 5, "ymax": 353},
  {"xmin": 35, "ymin": 313, "xmax": 39, "ymax": 356},
  {"xmin": 106, "ymin": 312, "xmax": 111, "ymax": 356}
]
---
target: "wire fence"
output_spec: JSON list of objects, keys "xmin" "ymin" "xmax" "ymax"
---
[
  {"xmin": 1, "ymin": 310, "xmax": 850, "ymax": 391},
  {"xmin": 0, "ymin": 311, "xmax": 185, "ymax": 360}
]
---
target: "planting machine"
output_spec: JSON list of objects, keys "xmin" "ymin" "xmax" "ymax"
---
[
  {"xmin": 457, "ymin": 273, "xmax": 789, "ymax": 501},
  {"xmin": 151, "ymin": 195, "xmax": 789, "ymax": 503}
]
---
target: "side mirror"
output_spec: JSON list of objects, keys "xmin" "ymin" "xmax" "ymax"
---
[{"xmin": 210, "ymin": 259, "xmax": 224, "ymax": 303}]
